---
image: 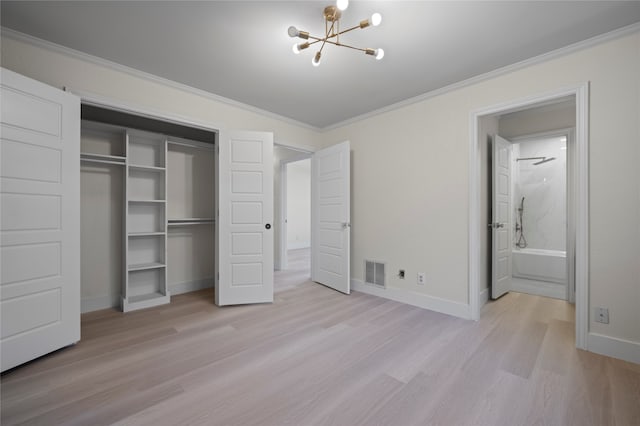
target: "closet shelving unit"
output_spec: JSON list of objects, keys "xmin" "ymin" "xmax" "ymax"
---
[
  {"xmin": 123, "ymin": 130, "xmax": 170, "ymax": 312},
  {"xmin": 80, "ymin": 120, "xmax": 216, "ymax": 313}
]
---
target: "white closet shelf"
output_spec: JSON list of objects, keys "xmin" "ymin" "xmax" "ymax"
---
[
  {"xmin": 80, "ymin": 152, "xmax": 126, "ymax": 166},
  {"xmin": 123, "ymin": 292, "xmax": 170, "ymax": 312},
  {"xmin": 128, "ymin": 232, "xmax": 166, "ymax": 237},
  {"xmin": 128, "ymin": 262, "xmax": 166, "ymax": 272},
  {"xmin": 168, "ymin": 218, "xmax": 215, "ymax": 226},
  {"xmin": 128, "ymin": 164, "xmax": 166, "ymax": 173},
  {"xmin": 129, "ymin": 199, "xmax": 166, "ymax": 204}
]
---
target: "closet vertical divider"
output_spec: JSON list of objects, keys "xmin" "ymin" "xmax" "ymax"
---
[{"xmin": 122, "ymin": 130, "xmax": 170, "ymax": 312}]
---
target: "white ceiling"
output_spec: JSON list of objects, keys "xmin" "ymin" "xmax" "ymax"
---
[{"xmin": 2, "ymin": 1, "xmax": 639, "ymax": 128}]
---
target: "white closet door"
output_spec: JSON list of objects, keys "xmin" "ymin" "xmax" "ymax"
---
[
  {"xmin": 1, "ymin": 68, "xmax": 81, "ymax": 371},
  {"xmin": 311, "ymin": 141, "xmax": 351, "ymax": 294},
  {"xmin": 216, "ymin": 131, "xmax": 273, "ymax": 306}
]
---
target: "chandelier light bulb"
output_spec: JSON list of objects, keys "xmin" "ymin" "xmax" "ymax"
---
[
  {"xmin": 312, "ymin": 52, "xmax": 322, "ymax": 67},
  {"xmin": 288, "ymin": 26, "xmax": 299, "ymax": 38},
  {"xmin": 336, "ymin": 0, "xmax": 349, "ymax": 11},
  {"xmin": 292, "ymin": 43, "xmax": 301, "ymax": 54},
  {"xmin": 375, "ymin": 48, "xmax": 385, "ymax": 60},
  {"xmin": 371, "ymin": 13, "xmax": 382, "ymax": 26}
]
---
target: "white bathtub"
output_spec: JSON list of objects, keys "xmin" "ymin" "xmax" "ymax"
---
[{"xmin": 512, "ymin": 248, "xmax": 567, "ymax": 285}]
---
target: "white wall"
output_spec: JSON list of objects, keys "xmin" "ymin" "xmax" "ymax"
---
[
  {"xmin": 320, "ymin": 32, "xmax": 640, "ymax": 344},
  {"xmin": 286, "ymin": 159, "xmax": 311, "ymax": 250}
]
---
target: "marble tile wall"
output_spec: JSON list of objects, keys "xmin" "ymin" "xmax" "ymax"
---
[{"xmin": 513, "ymin": 136, "xmax": 566, "ymax": 251}]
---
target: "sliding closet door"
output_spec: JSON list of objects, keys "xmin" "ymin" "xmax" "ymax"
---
[
  {"xmin": 216, "ymin": 131, "xmax": 273, "ymax": 306},
  {"xmin": 0, "ymin": 68, "xmax": 80, "ymax": 371}
]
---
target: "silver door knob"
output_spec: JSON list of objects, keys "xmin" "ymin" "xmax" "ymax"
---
[
  {"xmin": 488, "ymin": 222, "xmax": 504, "ymax": 228},
  {"xmin": 342, "ymin": 222, "xmax": 351, "ymax": 229}
]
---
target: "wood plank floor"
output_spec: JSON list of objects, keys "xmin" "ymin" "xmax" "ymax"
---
[{"xmin": 2, "ymin": 277, "xmax": 639, "ymax": 425}]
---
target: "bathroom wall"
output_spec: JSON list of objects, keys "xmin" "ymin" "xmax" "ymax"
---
[{"xmin": 513, "ymin": 136, "xmax": 567, "ymax": 251}]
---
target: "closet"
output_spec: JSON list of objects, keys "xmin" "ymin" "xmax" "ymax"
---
[{"xmin": 80, "ymin": 107, "xmax": 216, "ymax": 312}]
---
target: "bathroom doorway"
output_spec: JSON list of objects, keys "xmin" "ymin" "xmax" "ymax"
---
[
  {"xmin": 469, "ymin": 83, "xmax": 589, "ymax": 349},
  {"xmin": 510, "ymin": 130, "xmax": 573, "ymax": 302}
]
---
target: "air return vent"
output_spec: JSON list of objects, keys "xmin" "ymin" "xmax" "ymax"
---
[{"xmin": 365, "ymin": 260, "xmax": 386, "ymax": 288}]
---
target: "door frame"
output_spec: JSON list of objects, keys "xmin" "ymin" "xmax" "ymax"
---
[
  {"xmin": 509, "ymin": 127, "xmax": 576, "ymax": 303},
  {"xmin": 276, "ymin": 145, "xmax": 312, "ymax": 271},
  {"xmin": 468, "ymin": 83, "xmax": 589, "ymax": 350}
]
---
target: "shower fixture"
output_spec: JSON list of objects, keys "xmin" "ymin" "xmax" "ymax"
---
[
  {"xmin": 515, "ymin": 197, "xmax": 527, "ymax": 248},
  {"xmin": 516, "ymin": 156, "xmax": 556, "ymax": 165}
]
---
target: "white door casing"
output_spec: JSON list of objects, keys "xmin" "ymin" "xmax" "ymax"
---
[
  {"xmin": 491, "ymin": 135, "xmax": 513, "ymax": 299},
  {"xmin": 216, "ymin": 131, "xmax": 274, "ymax": 306},
  {"xmin": 0, "ymin": 68, "xmax": 81, "ymax": 372},
  {"xmin": 311, "ymin": 141, "xmax": 351, "ymax": 294}
]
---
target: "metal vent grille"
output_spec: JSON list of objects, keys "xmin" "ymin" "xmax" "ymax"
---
[{"xmin": 365, "ymin": 260, "xmax": 386, "ymax": 288}]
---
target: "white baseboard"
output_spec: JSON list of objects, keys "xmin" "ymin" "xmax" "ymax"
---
[
  {"xmin": 351, "ymin": 279, "xmax": 471, "ymax": 320},
  {"xmin": 81, "ymin": 294, "xmax": 120, "ymax": 313},
  {"xmin": 587, "ymin": 333, "xmax": 640, "ymax": 365},
  {"xmin": 511, "ymin": 278, "xmax": 566, "ymax": 300},
  {"xmin": 479, "ymin": 288, "xmax": 489, "ymax": 309},
  {"xmin": 287, "ymin": 241, "xmax": 311, "ymax": 250},
  {"xmin": 171, "ymin": 278, "xmax": 214, "ymax": 296}
]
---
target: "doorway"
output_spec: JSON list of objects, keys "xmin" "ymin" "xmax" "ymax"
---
[
  {"xmin": 469, "ymin": 84, "xmax": 589, "ymax": 349},
  {"xmin": 274, "ymin": 145, "xmax": 312, "ymax": 292}
]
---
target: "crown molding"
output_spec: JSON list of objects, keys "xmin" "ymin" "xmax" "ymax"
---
[
  {"xmin": 0, "ymin": 27, "xmax": 321, "ymax": 132},
  {"xmin": 321, "ymin": 21, "xmax": 640, "ymax": 132}
]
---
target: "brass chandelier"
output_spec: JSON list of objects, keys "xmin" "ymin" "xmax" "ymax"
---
[{"xmin": 288, "ymin": 0, "xmax": 384, "ymax": 66}]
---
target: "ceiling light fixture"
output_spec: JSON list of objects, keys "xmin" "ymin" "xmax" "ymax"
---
[{"xmin": 288, "ymin": 0, "xmax": 384, "ymax": 66}]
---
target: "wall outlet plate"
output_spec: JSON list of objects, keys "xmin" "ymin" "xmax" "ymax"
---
[
  {"xmin": 594, "ymin": 307, "xmax": 609, "ymax": 324},
  {"xmin": 417, "ymin": 272, "xmax": 425, "ymax": 285}
]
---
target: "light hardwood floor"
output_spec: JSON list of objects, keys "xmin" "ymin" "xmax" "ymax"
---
[
  {"xmin": 275, "ymin": 248, "xmax": 311, "ymax": 292},
  {"xmin": 1, "ymin": 275, "xmax": 639, "ymax": 425}
]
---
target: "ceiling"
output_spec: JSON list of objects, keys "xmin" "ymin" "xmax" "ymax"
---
[{"xmin": 2, "ymin": 1, "xmax": 639, "ymax": 129}]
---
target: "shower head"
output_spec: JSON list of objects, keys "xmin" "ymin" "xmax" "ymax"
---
[{"xmin": 533, "ymin": 157, "xmax": 556, "ymax": 165}]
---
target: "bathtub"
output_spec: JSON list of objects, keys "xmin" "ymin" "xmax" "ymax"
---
[{"xmin": 512, "ymin": 248, "xmax": 567, "ymax": 285}]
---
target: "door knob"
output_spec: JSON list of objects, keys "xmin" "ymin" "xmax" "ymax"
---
[
  {"xmin": 488, "ymin": 222, "xmax": 504, "ymax": 228},
  {"xmin": 342, "ymin": 222, "xmax": 351, "ymax": 229},
  {"xmin": 265, "ymin": 224, "xmax": 271, "ymax": 229}
]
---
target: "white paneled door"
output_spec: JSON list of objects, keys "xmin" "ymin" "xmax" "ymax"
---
[
  {"xmin": 311, "ymin": 141, "xmax": 351, "ymax": 294},
  {"xmin": 0, "ymin": 68, "xmax": 81, "ymax": 371},
  {"xmin": 491, "ymin": 135, "xmax": 513, "ymax": 299},
  {"xmin": 216, "ymin": 131, "xmax": 273, "ymax": 305}
]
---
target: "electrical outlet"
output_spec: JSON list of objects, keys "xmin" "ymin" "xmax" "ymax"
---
[
  {"xmin": 417, "ymin": 272, "xmax": 426, "ymax": 285},
  {"xmin": 594, "ymin": 307, "xmax": 609, "ymax": 324},
  {"xmin": 398, "ymin": 269, "xmax": 405, "ymax": 279}
]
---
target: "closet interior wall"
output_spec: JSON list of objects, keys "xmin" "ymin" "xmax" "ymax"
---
[{"xmin": 80, "ymin": 119, "xmax": 216, "ymax": 313}]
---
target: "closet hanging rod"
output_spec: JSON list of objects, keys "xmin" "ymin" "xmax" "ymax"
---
[
  {"xmin": 167, "ymin": 140, "xmax": 214, "ymax": 151},
  {"xmin": 80, "ymin": 157, "xmax": 125, "ymax": 166}
]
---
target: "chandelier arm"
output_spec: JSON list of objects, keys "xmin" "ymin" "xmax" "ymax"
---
[
  {"xmin": 318, "ymin": 20, "xmax": 337, "ymax": 54},
  {"xmin": 321, "ymin": 40, "xmax": 367, "ymax": 52}
]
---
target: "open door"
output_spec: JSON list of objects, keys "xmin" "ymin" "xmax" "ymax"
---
[
  {"xmin": 216, "ymin": 131, "xmax": 274, "ymax": 306},
  {"xmin": 311, "ymin": 141, "xmax": 351, "ymax": 294},
  {"xmin": 1, "ymin": 68, "xmax": 81, "ymax": 371},
  {"xmin": 491, "ymin": 135, "xmax": 513, "ymax": 299}
]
